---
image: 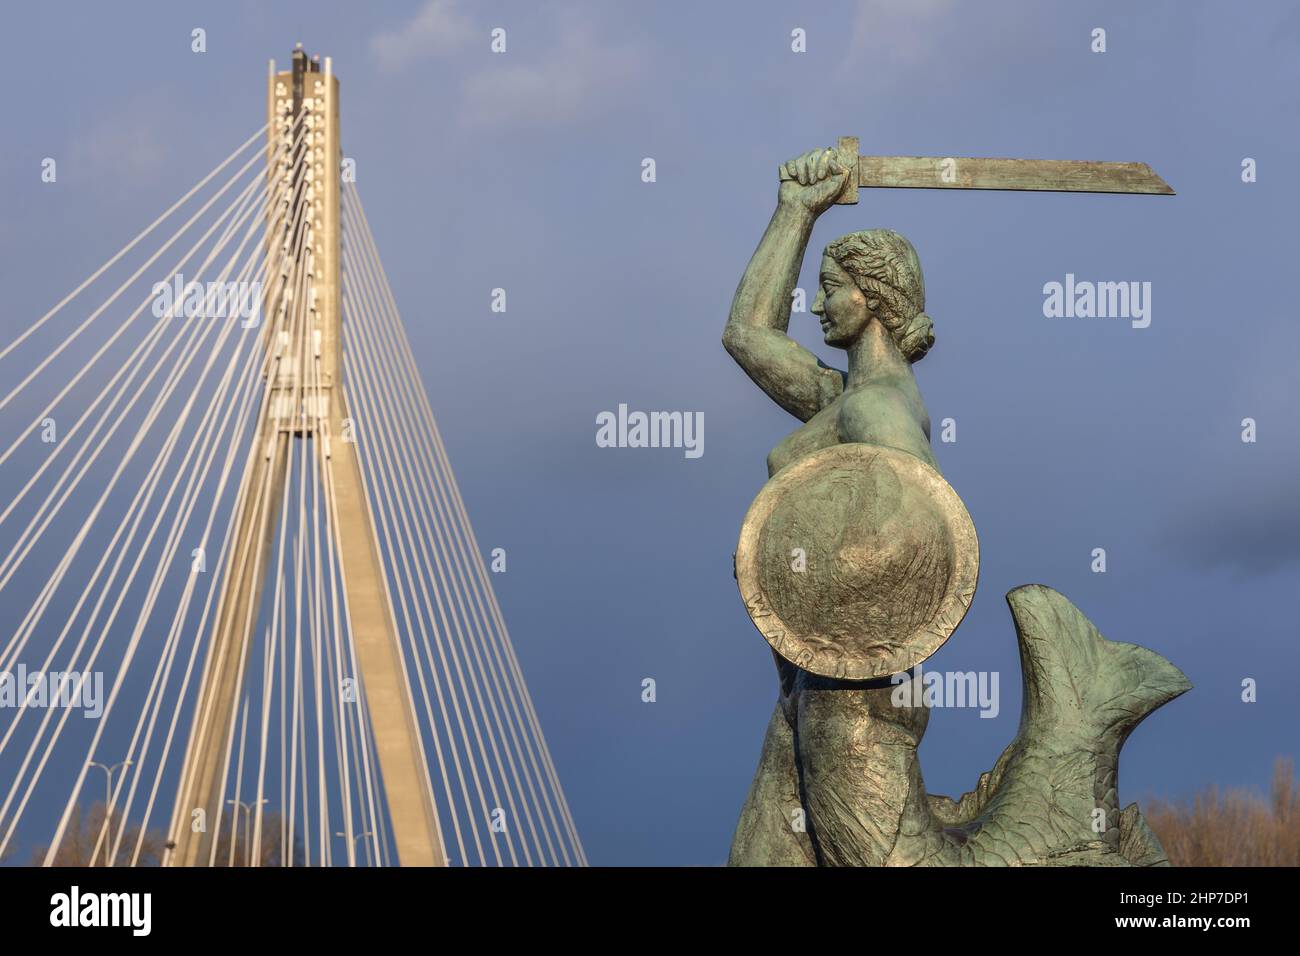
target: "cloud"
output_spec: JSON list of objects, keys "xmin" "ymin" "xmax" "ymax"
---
[
  {"xmin": 370, "ymin": 0, "xmax": 475, "ymax": 71},
  {"xmin": 1161, "ymin": 472, "xmax": 1300, "ymax": 574},
  {"xmin": 844, "ymin": 0, "xmax": 959, "ymax": 68},
  {"xmin": 368, "ymin": 2, "xmax": 646, "ymax": 130},
  {"xmin": 459, "ymin": 24, "xmax": 646, "ymax": 129},
  {"xmin": 837, "ymin": 0, "xmax": 1056, "ymax": 89}
]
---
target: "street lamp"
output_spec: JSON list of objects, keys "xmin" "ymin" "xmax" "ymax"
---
[
  {"xmin": 227, "ymin": 798, "xmax": 270, "ymax": 867},
  {"xmin": 87, "ymin": 759, "xmax": 131, "ymax": 867},
  {"xmin": 335, "ymin": 829, "xmax": 374, "ymax": 866}
]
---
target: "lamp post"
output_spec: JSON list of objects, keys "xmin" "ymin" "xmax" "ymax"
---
[
  {"xmin": 227, "ymin": 798, "xmax": 270, "ymax": 867},
  {"xmin": 335, "ymin": 829, "xmax": 374, "ymax": 867},
  {"xmin": 87, "ymin": 759, "xmax": 131, "ymax": 866}
]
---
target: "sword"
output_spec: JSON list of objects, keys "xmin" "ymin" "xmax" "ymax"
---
[{"xmin": 781, "ymin": 136, "xmax": 1175, "ymax": 204}]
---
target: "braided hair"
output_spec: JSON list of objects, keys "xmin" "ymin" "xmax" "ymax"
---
[{"xmin": 824, "ymin": 229, "xmax": 934, "ymax": 363}]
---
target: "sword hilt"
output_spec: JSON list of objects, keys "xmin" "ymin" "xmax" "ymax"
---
[{"xmin": 777, "ymin": 136, "xmax": 859, "ymax": 205}]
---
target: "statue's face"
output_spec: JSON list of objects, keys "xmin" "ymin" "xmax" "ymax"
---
[{"xmin": 811, "ymin": 256, "xmax": 871, "ymax": 348}]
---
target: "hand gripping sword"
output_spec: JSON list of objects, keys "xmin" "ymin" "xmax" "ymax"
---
[{"xmin": 783, "ymin": 136, "xmax": 1174, "ymax": 203}]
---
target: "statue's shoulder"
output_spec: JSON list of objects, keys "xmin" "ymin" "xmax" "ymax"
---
[
  {"xmin": 837, "ymin": 381, "xmax": 934, "ymax": 465},
  {"xmin": 837, "ymin": 379, "xmax": 919, "ymax": 426}
]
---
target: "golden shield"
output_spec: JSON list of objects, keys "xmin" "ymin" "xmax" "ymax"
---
[{"xmin": 736, "ymin": 443, "xmax": 979, "ymax": 680}]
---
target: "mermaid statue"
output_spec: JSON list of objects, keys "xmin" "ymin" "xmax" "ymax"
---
[{"xmin": 723, "ymin": 146, "xmax": 1189, "ymax": 867}]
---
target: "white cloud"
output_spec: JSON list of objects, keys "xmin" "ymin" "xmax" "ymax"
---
[
  {"xmin": 459, "ymin": 24, "xmax": 646, "ymax": 129},
  {"xmin": 370, "ymin": 0, "xmax": 475, "ymax": 71},
  {"xmin": 368, "ymin": 2, "xmax": 646, "ymax": 130},
  {"xmin": 844, "ymin": 0, "xmax": 958, "ymax": 68}
]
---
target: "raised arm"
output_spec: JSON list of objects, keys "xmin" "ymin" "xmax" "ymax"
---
[{"xmin": 723, "ymin": 148, "xmax": 850, "ymax": 422}]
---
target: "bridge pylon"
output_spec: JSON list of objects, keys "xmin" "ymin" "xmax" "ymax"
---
[{"xmin": 165, "ymin": 47, "xmax": 444, "ymax": 867}]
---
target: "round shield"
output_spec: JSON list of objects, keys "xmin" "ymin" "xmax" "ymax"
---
[{"xmin": 735, "ymin": 442, "xmax": 978, "ymax": 680}]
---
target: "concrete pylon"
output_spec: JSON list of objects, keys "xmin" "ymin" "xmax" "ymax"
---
[{"xmin": 165, "ymin": 49, "xmax": 444, "ymax": 867}]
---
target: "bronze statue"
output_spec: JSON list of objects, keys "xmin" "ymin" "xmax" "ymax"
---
[{"xmin": 723, "ymin": 147, "xmax": 1188, "ymax": 866}]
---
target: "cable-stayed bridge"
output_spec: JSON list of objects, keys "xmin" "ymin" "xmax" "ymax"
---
[{"xmin": 0, "ymin": 48, "xmax": 584, "ymax": 867}]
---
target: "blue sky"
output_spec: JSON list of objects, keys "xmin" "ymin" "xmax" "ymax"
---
[{"xmin": 1, "ymin": 0, "xmax": 1297, "ymax": 865}]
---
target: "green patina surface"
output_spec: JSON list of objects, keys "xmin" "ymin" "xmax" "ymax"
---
[{"xmin": 723, "ymin": 148, "xmax": 1189, "ymax": 867}]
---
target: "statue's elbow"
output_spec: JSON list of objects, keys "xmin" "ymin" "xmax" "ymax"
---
[{"xmin": 721, "ymin": 324, "xmax": 746, "ymax": 361}]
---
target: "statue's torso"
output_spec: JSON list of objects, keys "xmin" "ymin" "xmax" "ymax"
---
[
  {"xmin": 766, "ymin": 397, "xmax": 843, "ymax": 477},
  {"xmin": 766, "ymin": 376, "xmax": 934, "ymax": 478},
  {"xmin": 764, "ymin": 375, "xmax": 940, "ymax": 732}
]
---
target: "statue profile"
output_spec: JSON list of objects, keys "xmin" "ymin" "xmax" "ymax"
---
[{"xmin": 723, "ymin": 147, "xmax": 1189, "ymax": 867}]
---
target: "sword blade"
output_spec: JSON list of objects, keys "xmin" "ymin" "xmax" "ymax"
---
[{"xmin": 856, "ymin": 156, "xmax": 1175, "ymax": 195}]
